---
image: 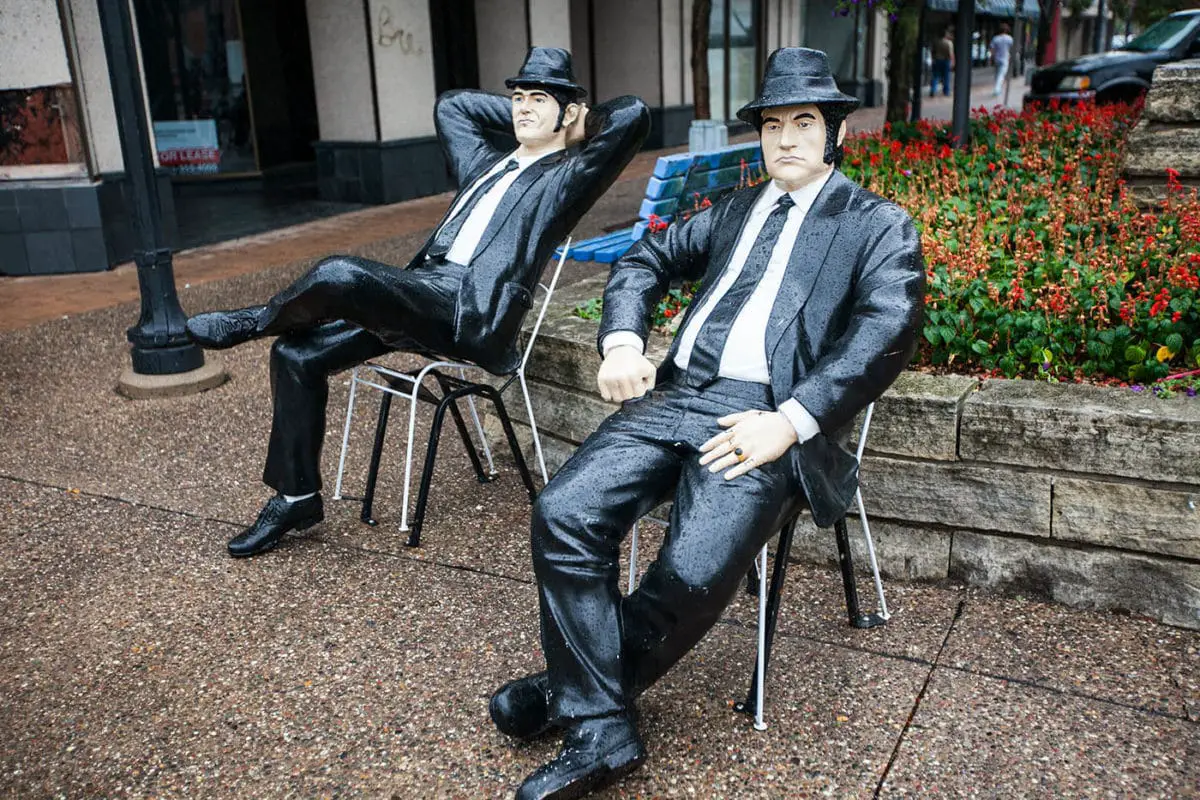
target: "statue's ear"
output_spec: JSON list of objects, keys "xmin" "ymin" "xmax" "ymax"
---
[
  {"xmin": 837, "ymin": 119, "xmax": 847, "ymax": 147},
  {"xmin": 563, "ymin": 102, "xmax": 581, "ymax": 127}
]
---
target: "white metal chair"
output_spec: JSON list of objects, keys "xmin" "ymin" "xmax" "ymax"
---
[
  {"xmin": 332, "ymin": 239, "xmax": 571, "ymax": 546},
  {"xmin": 625, "ymin": 401, "xmax": 888, "ymax": 731}
]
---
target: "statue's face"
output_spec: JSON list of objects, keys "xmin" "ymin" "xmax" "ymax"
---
[
  {"xmin": 511, "ymin": 88, "xmax": 566, "ymax": 147},
  {"xmin": 759, "ymin": 103, "xmax": 842, "ymax": 190}
]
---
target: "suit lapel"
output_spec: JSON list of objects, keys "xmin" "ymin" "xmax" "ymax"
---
[
  {"xmin": 470, "ymin": 151, "xmax": 566, "ymax": 259},
  {"xmin": 764, "ymin": 171, "xmax": 852, "ymax": 360}
]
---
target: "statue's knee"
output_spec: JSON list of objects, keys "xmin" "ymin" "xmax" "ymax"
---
[
  {"xmin": 310, "ymin": 255, "xmax": 362, "ymax": 289},
  {"xmin": 531, "ymin": 484, "xmax": 569, "ymax": 548},
  {"xmin": 270, "ymin": 336, "xmax": 319, "ymax": 380},
  {"xmin": 657, "ymin": 558, "xmax": 729, "ymax": 605}
]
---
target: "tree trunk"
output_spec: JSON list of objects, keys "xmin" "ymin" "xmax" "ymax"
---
[
  {"xmin": 886, "ymin": 1, "xmax": 922, "ymax": 125},
  {"xmin": 692, "ymin": 0, "xmax": 712, "ymax": 120},
  {"xmin": 1036, "ymin": 0, "xmax": 1060, "ymax": 65}
]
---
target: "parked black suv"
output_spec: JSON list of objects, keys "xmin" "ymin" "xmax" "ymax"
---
[{"xmin": 1024, "ymin": 9, "xmax": 1200, "ymax": 106}]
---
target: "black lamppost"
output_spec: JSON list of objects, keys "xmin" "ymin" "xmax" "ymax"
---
[
  {"xmin": 952, "ymin": 0, "xmax": 976, "ymax": 147},
  {"xmin": 97, "ymin": 0, "xmax": 225, "ymax": 396}
]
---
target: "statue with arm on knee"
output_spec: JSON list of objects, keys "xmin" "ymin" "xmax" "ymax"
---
[
  {"xmin": 491, "ymin": 48, "xmax": 925, "ymax": 800},
  {"xmin": 184, "ymin": 47, "xmax": 649, "ymax": 559}
]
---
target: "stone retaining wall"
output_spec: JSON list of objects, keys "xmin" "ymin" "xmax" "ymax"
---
[
  {"xmin": 1123, "ymin": 59, "xmax": 1200, "ymax": 203},
  {"xmin": 489, "ymin": 275, "xmax": 1200, "ymax": 630}
]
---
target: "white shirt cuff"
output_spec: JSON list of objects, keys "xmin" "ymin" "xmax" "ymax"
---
[
  {"xmin": 778, "ymin": 399, "xmax": 820, "ymax": 444},
  {"xmin": 601, "ymin": 331, "xmax": 646, "ymax": 356}
]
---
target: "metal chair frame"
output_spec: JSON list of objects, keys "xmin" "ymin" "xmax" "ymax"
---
[
  {"xmin": 626, "ymin": 401, "xmax": 889, "ymax": 731},
  {"xmin": 332, "ymin": 239, "xmax": 571, "ymax": 546}
]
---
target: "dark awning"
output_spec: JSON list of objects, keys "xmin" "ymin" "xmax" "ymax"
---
[{"xmin": 926, "ymin": 0, "xmax": 1041, "ymax": 20}]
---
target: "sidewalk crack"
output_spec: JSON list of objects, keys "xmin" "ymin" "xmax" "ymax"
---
[{"xmin": 874, "ymin": 598, "xmax": 966, "ymax": 797}]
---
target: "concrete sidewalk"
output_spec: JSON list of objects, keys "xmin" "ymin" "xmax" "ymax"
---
[{"xmin": 0, "ymin": 216, "xmax": 1196, "ymax": 799}]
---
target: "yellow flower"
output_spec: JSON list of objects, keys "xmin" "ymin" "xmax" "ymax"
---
[{"xmin": 1156, "ymin": 345, "xmax": 1175, "ymax": 363}]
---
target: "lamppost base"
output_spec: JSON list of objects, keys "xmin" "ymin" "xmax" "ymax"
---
[{"xmin": 117, "ymin": 354, "xmax": 228, "ymax": 399}]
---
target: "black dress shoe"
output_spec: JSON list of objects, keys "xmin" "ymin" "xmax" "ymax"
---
[
  {"xmin": 186, "ymin": 306, "xmax": 267, "ymax": 349},
  {"xmin": 228, "ymin": 494, "xmax": 323, "ymax": 558},
  {"xmin": 490, "ymin": 672, "xmax": 553, "ymax": 741},
  {"xmin": 515, "ymin": 713, "xmax": 645, "ymax": 800}
]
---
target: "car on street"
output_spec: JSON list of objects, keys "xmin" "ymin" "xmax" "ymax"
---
[{"xmin": 1024, "ymin": 9, "xmax": 1200, "ymax": 106}]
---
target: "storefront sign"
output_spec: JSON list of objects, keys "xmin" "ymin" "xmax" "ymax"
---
[{"xmin": 154, "ymin": 120, "xmax": 220, "ymax": 174}]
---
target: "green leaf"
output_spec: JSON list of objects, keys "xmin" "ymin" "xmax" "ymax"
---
[
  {"xmin": 1166, "ymin": 333, "xmax": 1184, "ymax": 353},
  {"xmin": 1125, "ymin": 345, "xmax": 1147, "ymax": 363},
  {"xmin": 923, "ymin": 327, "xmax": 940, "ymax": 345},
  {"xmin": 971, "ymin": 340, "xmax": 991, "ymax": 355}
]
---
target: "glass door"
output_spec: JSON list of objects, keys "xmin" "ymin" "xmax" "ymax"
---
[
  {"xmin": 708, "ymin": 0, "xmax": 761, "ymax": 122},
  {"xmin": 134, "ymin": 0, "xmax": 258, "ymax": 176}
]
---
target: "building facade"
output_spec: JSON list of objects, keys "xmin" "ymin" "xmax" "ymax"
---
[{"xmin": 1, "ymin": 0, "xmax": 884, "ymax": 276}]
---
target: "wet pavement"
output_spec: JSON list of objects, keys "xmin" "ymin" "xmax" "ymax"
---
[{"xmin": 2, "ymin": 69, "xmax": 1193, "ymax": 800}]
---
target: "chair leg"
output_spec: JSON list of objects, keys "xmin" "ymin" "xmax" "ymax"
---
[
  {"xmin": 627, "ymin": 521, "xmax": 640, "ymax": 596},
  {"xmin": 333, "ymin": 370, "xmax": 360, "ymax": 501},
  {"xmin": 360, "ymin": 391, "xmax": 394, "ymax": 526},
  {"xmin": 753, "ymin": 545, "xmax": 769, "ymax": 731},
  {"xmin": 408, "ymin": 394, "xmax": 455, "ymax": 548},
  {"xmin": 735, "ymin": 519, "xmax": 797, "ymax": 723},
  {"xmin": 483, "ymin": 386, "xmax": 538, "ymax": 505},
  {"xmin": 835, "ymin": 516, "xmax": 888, "ymax": 629},
  {"xmin": 431, "ymin": 372, "xmax": 490, "ymax": 484},
  {"xmin": 856, "ymin": 488, "xmax": 890, "ymax": 620},
  {"xmin": 462, "ymin": 376, "xmax": 497, "ymax": 477},
  {"xmin": 518, "ymin": 371, "xmax": 550, "ymax": 485}
]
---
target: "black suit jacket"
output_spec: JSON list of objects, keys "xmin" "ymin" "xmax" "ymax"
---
[
  {"xmin": 598, "ymin": 170, "xmax": 926, "ymax": 526},
  {"xmin": 415, "ymin": 91, "xmax": 650, "ymax": 373}
]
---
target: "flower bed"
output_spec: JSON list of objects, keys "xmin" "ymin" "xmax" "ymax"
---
[{"xmin": 577, "ymin": 103, "xmax": 1200, "ymax": 395}]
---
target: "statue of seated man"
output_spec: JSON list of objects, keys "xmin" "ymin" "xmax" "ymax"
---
[
  {"xmin": 490, "ymin": 48, "xmax": 926, "ymax": 800},
  {"xmin": 184, "ymin": 48, "xmax": 649, "ymax": 559}
]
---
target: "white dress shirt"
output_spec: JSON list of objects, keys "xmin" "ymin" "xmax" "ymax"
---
[
  {"xmin": 603, "ymin": 172, "xmax": 832, "ymax": 443},
  {"xmin": 440, "ymin": 150, "xmax": 551, "ymax": 266}
]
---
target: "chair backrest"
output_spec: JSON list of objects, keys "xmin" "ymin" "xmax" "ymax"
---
[{"xmin": 520, "ymin": 237, "xmax": 571, "ymax": 371}]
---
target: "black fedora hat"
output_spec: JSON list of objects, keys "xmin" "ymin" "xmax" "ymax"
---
[
  {"xmin": 736, "ymin": 47, "xmax": 859, "ymax": 125},
  {"xmin": 505, "ymin": 47, "xmax": 587, "ymax": 98}
]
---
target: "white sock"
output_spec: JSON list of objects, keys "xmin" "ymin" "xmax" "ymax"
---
[{"xmin": 283, "ymin": 492, "xmax": 316, "ymax": 503}]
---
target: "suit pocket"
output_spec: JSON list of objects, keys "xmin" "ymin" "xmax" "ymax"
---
[{"xmin": 493, "ymin": 280, "xmax": 533, "ymax": 344}]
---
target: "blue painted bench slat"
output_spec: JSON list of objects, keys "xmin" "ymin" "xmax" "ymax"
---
[
  {"xmin": 645, "ymin": 175, "xmax": 687, "ymax": 200},
  {"xmin": 570, "ymin": 229, "xmax": 636, "ymax": 260},
  {"xmin": 560, "ymin": 141, "xmax": 767, "ymax": 263}
]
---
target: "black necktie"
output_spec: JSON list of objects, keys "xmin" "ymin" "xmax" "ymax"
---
[
  {"xmin": 685, "ymin": 193, "xmax": 795, "ymax": 387},
  {"xmin": 427, "ymin": 159, "xmax": 519, "ymax": 260}
]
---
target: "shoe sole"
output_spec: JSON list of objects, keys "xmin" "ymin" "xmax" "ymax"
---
[
  {"xmin": 227, "ymin": 514, "xmax": 323, "ymax": 559},
  {"xmin": 541, "ymin": 742, "xmax": 647, "ymax": 800}
]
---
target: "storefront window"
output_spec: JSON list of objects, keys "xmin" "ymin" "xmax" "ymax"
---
[
  {"xmin": 134, "ymin": 0, "xmax": 256, "ymax": 176},
  {"xmin": 708, "ymin": 0, "xmax": 760, "ymax": 122}
]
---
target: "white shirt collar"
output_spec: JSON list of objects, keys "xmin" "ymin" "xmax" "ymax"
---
[
  {"xmin": 761, "ymin": 169, "xmax": 832, "ymax": 214},
  {"xmin": 509, "ymin": 149, "xmax": 559, "ymax": 170}
]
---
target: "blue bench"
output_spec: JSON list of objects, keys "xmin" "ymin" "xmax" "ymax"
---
[{"xmin": 557, "ymin": 142, "xmax": 765, "ymax": 264}]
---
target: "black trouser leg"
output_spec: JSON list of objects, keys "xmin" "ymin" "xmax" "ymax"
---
[
  {"xmin": 531, "ymin": 384, "xmax": 800, "ymax": 722},
  {"xmin": 531, "ymin": 401, "xmax": 682, "ymax": 721},
  {"xmin": 262, "ymin": 321, "xmax": 392, "ymax": 496},
  {"xmin": 619, "ymin": 413, "xmax": 799, "ymax": 699},
  {"xmin": 256, "ymin": 256, "xmax": 461, "ymax": 346}
]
